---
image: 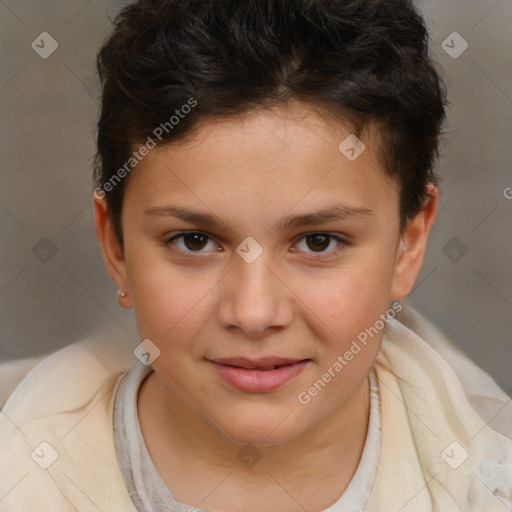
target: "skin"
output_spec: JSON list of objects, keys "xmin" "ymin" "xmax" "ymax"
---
[{"xmin": 94, "ymin": 100, "xmax": 437, "ymax": 512}]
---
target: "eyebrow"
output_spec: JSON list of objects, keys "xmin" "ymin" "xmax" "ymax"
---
[{"xmin": 143, "ymin": 203, "xmax": 374, "ymax": 232}]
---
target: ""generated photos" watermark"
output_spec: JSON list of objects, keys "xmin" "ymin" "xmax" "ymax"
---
[{"xmin": 94, "ymin": 98, "xmax": 197, "ymax": 200}]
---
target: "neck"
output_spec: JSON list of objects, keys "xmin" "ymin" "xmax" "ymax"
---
[{"xmin": 138, "ymin": 371, "xmax": 371, "ymax": 512}]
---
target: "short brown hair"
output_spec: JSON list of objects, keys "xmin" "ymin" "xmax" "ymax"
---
[{"xmin": 93, "ymin": 0, "xmax": 448, "ymax": 250}]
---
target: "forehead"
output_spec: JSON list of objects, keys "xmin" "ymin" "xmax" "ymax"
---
[{"xmin": 123, "ymin": 101, "xmax": 399, "ymax": 221}]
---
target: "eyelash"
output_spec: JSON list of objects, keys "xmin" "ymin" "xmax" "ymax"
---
[{"xmin": 164, "ymin": 231, "xmax": 349, "ymax": 258}]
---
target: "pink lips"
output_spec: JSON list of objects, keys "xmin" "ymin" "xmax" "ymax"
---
[{"xmin": 208, "ymin": 356, "xmax": 310, "ymax": 392}]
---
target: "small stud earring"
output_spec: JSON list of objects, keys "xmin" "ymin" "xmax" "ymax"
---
[{"xmin": 118, "ymin": 291, "xmax": 127, "ymax": 297}]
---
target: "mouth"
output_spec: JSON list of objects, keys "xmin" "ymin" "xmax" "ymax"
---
[
  {"xmin": 209, "ymin": 357, "xmax": 310, "ymax": 370},
  {"xmin": 207, "ymin": 357, "xmax": 312, "ymax": 392}
]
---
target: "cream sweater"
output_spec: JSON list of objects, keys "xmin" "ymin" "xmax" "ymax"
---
[{"xmin": 0, "ymin": 304, "xmax": 511, "ymax": 511}]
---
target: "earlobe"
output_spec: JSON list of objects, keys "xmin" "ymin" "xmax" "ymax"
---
[
  {"xmin": 390, "ymin": 185, "xmax": 439, "ymax": 300},
  {"xmin": 92, "ymin": 194, "xmax": 133, "ymax": 308},
  {"xmin": 117, "ymin": 289, "xmax": 131, "ymax": 308}
]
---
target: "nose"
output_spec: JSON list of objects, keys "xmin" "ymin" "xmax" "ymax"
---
[{"xmin": 217, "ymin": 251, "xmax": 293, "ymax": 338}]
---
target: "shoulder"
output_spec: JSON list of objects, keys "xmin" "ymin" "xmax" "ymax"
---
[
  {"xmin": 373, "ymin": 303, "xmax": 512, "ymax": 508},
  {"xmin": 0, "ymin": 328, "xmax": 138, "ymax": 511},
  {"xmin": 384, "ymin": 301, "xmax": 512, "ymax": 439},
  {"xmin": 0, "ymin": 327, "xmax": 136, "ymax": 425},
  {"xmin": 0, "ymin": 353, "xmax": 48, "ymax": 410}
]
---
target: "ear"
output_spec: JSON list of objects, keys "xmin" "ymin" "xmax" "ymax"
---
[
  {"xmin": 92, "ymin": 193, "xmax": 133, "ymax": 308},
  {"xmin": 390, "ymin": 184, "xmax": 438, "ymax": 300}
]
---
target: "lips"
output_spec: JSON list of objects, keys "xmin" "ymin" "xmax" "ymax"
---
[
  {"xmin": 207, "ymin": 357, "xmax": 311, "ymax": 392},
  {"xmin": 210, "ymin": 357, "xmax": 308, "ymax": 370}
]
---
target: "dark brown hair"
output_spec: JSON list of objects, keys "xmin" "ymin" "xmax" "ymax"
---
[{"xmin": 93, "ymin": 0, "xmax": 448, "ymax": 250}]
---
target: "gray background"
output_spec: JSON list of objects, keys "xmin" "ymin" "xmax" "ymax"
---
[{"xmin": 1, "ymin": 0, "xmax": 511, "ymax": 394}]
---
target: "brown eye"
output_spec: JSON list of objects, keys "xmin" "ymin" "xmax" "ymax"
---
[
  {"xmin": 166, "ymin": 232, "xmax": 218, "ymax": 253},
  {"xmin": 182, "ymin": 233, "xmax": 208, "ymax": 251},
  {"xmin": 306, "ymin": 234, "xmax": 330, "ymax": 252},
  {"xmin": 293, "ymin": 233, "xmax": 347, "ymax": 256}
]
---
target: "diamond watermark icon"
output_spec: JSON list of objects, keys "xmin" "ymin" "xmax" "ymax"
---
[
  {"xmin": 237, "ymin": 444, "xmax": 263, "ymax": 468},
  {"xmin": 31, "ymin": 32, "xmax": 59, "ymax": 59},
  {"xmin": 441, "ymin": 441, "xmax": 469, "ymax": 469},
  {"xmin": 134, "ymin": 339, "xmax": 161, "ymax": 365},
  {"xmin": 441, "ymin": 32, "xmax": 468, "ymax": 59},
  {"xmin": 236, "ymin": 236, "xmax": 263, "ymax": 264},
  {"xmin": 31, "ymin": 441, "xmax": 59, "ymax": 469},
  {"xmin": 442, "ymin": 237, "xmax": 468, "ymax": 263},
  {"xmin": 338, "ymin": 134, "xmax": 366, "ymax": 161},
  {"xmin": 32, "ymin": 237, "xmax": 58, "ymax": 263}
]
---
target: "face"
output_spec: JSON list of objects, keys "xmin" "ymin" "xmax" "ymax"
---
[{"xmin": 94, "ymin": 101, "xmax": 437, "ymax": 445}]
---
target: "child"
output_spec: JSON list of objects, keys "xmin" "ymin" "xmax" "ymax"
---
[{"xmin": 1, "ymin": 0, "xmax": 511, "ymax": 510}]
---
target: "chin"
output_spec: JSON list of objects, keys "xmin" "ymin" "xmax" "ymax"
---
[
  {"xmin": 214, "ymin": 410, "xmax": 305, "ymax": 447},
  {"xmin": 225, "ymin": 429, "xmax": 298, "ymax": 447}
]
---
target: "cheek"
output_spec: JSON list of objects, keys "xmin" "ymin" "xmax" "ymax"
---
[
  {"xmin": 300, "ymin": 251, "xmax": 396, "ymax": 383},
  {"xmin": 306, "ymin": 253, "xmax": 396, "ymax": 330},
  {"xmin": 126, "ymin": 250, "xmax": 210, "ymax": 344}
]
